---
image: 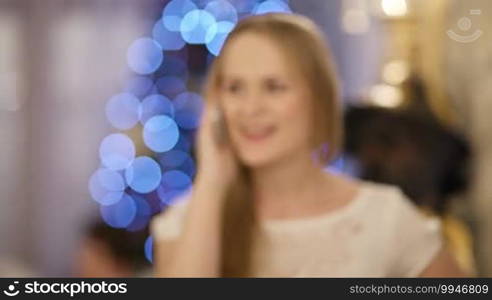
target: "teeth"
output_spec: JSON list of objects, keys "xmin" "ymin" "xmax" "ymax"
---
[
  {"xmin": 246, "ymin": 129, "xmax": 267, "ymax": 135},
  {"xmin": 243, "ymin": 127, "xmax": 271, "ymax": 135}
]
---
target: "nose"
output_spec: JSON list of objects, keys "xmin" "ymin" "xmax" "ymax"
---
[{"xmin": 239, "ymin": 89, "xmax": 266, "ymax": 117}]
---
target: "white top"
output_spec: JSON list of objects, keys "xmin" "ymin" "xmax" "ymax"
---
[{"xmin": 151, "ymin": 181, "xmax": 442, "ymax": 277}]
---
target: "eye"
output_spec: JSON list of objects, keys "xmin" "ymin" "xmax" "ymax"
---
[
  {"xmin": 224, "ymin": 80, "xmax": 243, "ymax": 95},
  {"xmin": 265, "ymin": 79, "xmax": 287, "ymax": 93}
]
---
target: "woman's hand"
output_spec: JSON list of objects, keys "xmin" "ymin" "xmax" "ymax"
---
[
  {"xmin": 156, "ymin": 103, "xmax": 237, "ymax": 277},
  {"xmin": 195, "ymin": 103, "xmax": 238, "ymax": 196}
]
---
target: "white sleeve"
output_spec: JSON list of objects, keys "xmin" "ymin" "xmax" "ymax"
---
[
  {"xmin": 150, "ymin": 198, "xmax": 190, "ymax": 242},
  {"xmin": 385, "ymin": 187, "xmax": 443, "ymax": 277}
]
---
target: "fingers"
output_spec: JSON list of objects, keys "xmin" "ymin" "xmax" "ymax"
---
[
  {"xmin": 198, "ymin": 105, "xmax": 212, "ymax": 145},
  {"xmin": 200, "ymin": 103, "xmax": 217, "ymax": 129},
  {"xmin": 198, "ymin": 103, "xmax": 217, "ymax": 149},
  {"xmin": 199, "ymin": 102, "xmax": 230, "ymax": 150}
]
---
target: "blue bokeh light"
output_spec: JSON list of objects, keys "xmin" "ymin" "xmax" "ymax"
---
[
  {"xmin": 140, "ymin": 94, "xmax": 174, "ymax": 125},
  {"xmin": 155, "ymin": 56, "xmax": 188, "ymax": 79},
  {"xmin": 158, "ymin": 149, "xmax": 189, "ymax": 168},
  {"xmin": 124, "ymin": 76, "xmax": 156, "ymax": 98},
  {"xmin": 253, "ymin": 0, "xmax": 292, "ymax": 14},
  {"xmin": 127, "ymin": 194, "xmax": 153, "ymax": 231},
  {"xmin": 157, "ymin": 170, "xmax": 192, "ymax": 206},
  {"xmin": 143, "ymin": 115, "xmax": 180, "ymax": 152},
  {"xmin": 133, "ymin": 194, "xmax": 152, "ymax": 216},
  {"xmin": 157, "ymin": 184, "xmax": 190, "ymax": 206},
  {"xmin": 127, "ymin": 38, "xmax": 164, "ymax": 75},
  {"xmin": 88, "ymin": 168, "xmax": 125, "ymax": 206},
  {"xmin": 99, "ymin": 133, "xmax": 136, "ymax": 171},
  {"xmin": 229, "ymin": 0, "xmax": 260, "ymax": 14},
  {"xmin": 163, "ymin": 0, "xmax": 198, "ymax": 32},
  {"xmin": 92, "ymin": 0, "xmax": 297, "ymax": 242},
  {"xmin": 173, "ymin": 92, "xmax": 204, "ymax": 130},
  {"xmin": 144, "ymin": 236, "xmax": 153, "ymax": 263},
  {"xmin": 204, "ymin": 0, "xmax": 238, "ymax": 24},
  {"xmin": 105, "ymin": 93, "xmax": 141, "ymax": 130},
  {"xmin": 159, "ymin": 149, "xmax": 196, "ymax": 177},
  {"xmin": 172, "ymin": 131, "xmax": 193, "ymax": 152},
  {"xmin": 97, "ymin": 169, "xmax": 126, "ymax": 192},
  {"xmin": 156, "ymin": 76, "xmax": 187, "ymax": 99},
  {"xmin": 192, "ymin": 0, "xmax": 211, "ymax": 8},
  {"xmin": 152, "ymin": 18, "xmax": 186, "ymax": 51},
  {"xmin": 206, "ymin": 21, "xmax": 235, "ymax": 56},
  {"xmin": 125, "ymin": 156, "xmax": 162, "ymax": 193},
  {"xmin": 100, "ymin": 193, "xmax": 137, "ymax": 229},
  {"xmin": 180, "ymin": 9, "xmax": 217, "ymax": 44},
  {"xmin": 162, "ymin": 170, "xmax": 192, "ymax": 189},
  {"xmin": 179, "ymin": 155, "xmax": 196, "ymax": 178}
]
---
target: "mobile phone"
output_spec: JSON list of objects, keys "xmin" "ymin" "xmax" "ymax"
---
[{"xmin": 212, "ymin": 107, "xmax": 228, "ymax": 146}]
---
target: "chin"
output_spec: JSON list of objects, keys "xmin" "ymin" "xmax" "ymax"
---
[
  {"xmin": 238, "ymin": 147, "xmax": 287, "ymax": 169},
  {"xmin": 236, "ymin": 149, "xmax": 281, "ymax": 169}
]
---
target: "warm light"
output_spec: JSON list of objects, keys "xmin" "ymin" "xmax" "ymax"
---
[
  {"xmin": 369, "ymin": 84, "xmax": 403, "ymax": 108},
  {"xmin": 381, "ymin": 0, "xmax": 408, "ymax": 17},
  {"xmin": 382, "ymin": 60, "xmax": 409, "ymax": 85},
  {"xmin": 342, "ymin": 9, "xmax": 370, "ymax": 34}
]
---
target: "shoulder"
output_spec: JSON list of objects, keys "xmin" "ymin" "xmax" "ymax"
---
[
  {"xmin": 368, "ymin": 181, "xmax": 440, "ymax": 231},
  {"xmin": 356, "ymin": 180, "xmax": 425, "ymax": 217},
  {"xmin": 357, "ymin": 180, "xmax": 441, "ymax": 234},
  {"xmin": 352, "ymin": 180, "xmax": 409, "ymax": 214},
  {"xmin": 358, "ymin": 180, "xmax": 403, "ymax": 201},
  {"xmin": 357, "ymin": 180, "xmax": 443, "ymax": 276}
]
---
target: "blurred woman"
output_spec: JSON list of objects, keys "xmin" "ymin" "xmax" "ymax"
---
[{"xmin": 152, "ymin": 13, "xmax": 465, "ymax": 277}]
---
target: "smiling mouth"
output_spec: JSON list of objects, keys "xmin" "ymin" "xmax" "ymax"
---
[{"xmin": 240, "ymin": 125, "xmax": 276, "ymax": 142}]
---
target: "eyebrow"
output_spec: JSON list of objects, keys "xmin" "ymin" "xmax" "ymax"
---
[{"xmin": 222, "ymin": 74, "xmax": 289, "ymax": 82}]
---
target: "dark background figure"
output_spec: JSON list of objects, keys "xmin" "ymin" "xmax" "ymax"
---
[
  {"xmin": 344, "ymin": 105, "xmax": 475, "ymax": 274},
  {"xmin": 344, "ymin": 105, "xmax": 471, "ymax": 214},
  {"xmin": 73, "ymin": 221, "xmax": 150, "ymax": 277}
]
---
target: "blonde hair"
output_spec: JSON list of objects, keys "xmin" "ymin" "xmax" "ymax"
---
[{"xmin": 203, "ymin": 13, "xmax": 342, "ymax": 276}]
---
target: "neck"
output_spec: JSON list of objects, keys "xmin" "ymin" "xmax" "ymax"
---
[{"xmin": 250, "ymin": 151, "xmax": 327, "ymax": 204}]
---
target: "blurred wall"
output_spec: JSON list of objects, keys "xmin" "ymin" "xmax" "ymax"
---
[
  {"xmin": 0, "ymin": 1, "xmax": 30, "ymax": 269},
  {"xmin": 443, "ymin": 0, "xmax": 492, "ymax": 276},
  {"xmin": 291, "ymin": 0, "xmax": 384, "ymax": 101},
  {"xmin": 0, "ymin": 0, "xmax": 159, "ymax": 275}
]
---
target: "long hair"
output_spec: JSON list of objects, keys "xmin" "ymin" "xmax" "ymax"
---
[{"xmin": 203, "ymin": 13, "xmax": 342, "ymax": 277}]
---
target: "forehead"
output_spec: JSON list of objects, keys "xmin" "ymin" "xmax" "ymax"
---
[{"xmin": 221, "ymin": 32, "xmax": 294, "ymax": 79}]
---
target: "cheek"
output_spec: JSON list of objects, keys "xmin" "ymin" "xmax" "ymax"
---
[
  {"xmin": 276, "ymin": 94, "xmax": 312, "ymax": 142},
  {"xmin": 220, "ymin": 99, "xmax": 238, "ymax": 128},
  {"xmin": 219, "ymin": 98, "xmax": 243, "ymax": 147}
]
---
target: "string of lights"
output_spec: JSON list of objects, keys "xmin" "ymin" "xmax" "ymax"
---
[{"xmin": 88, "ymin": 0, "xmax": 292, "ymax": 263}]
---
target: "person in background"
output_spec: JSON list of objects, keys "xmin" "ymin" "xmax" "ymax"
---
[
  {"xmin": 152, "ymin": 13, "xmax": 466, "ymax": 277},
  {"xmin": 344, "ymin": 105, "xmax": 476, "ymax": 275},
  {"xmin": 73, "ymin": 221, "xmax": 150, "ymax": 277}
]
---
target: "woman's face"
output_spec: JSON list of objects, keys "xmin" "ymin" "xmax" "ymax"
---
[{"xmin": 219, "ymin": 32, "xmax": 313, "ymax": 168}]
